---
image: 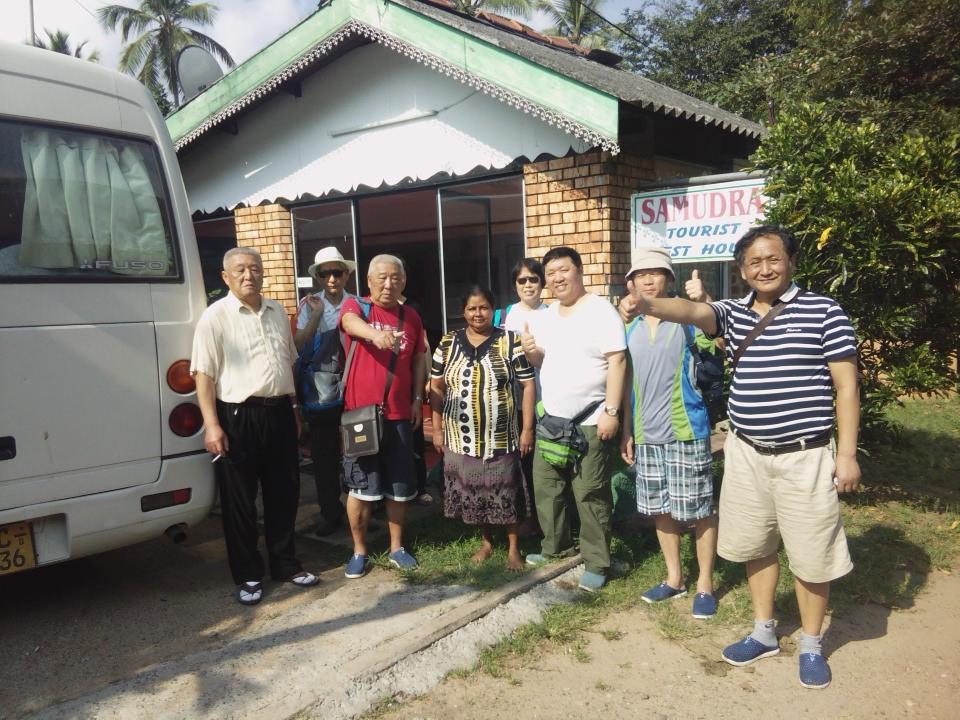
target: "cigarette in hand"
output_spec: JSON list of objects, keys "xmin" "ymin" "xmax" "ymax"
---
[{"xmin": 212, "ymin": 453, "xmax": 223, "ymax": 463}]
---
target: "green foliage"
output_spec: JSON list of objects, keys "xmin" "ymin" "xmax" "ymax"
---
[
  {"xmin": 448, "ymin": 0, "xmax": 537, "ymax": 19},
  {"xmin": 717, "ymin": 0, "xmax": 960, "ymax": 124},
  {"xmin": 615, "ymin": 0, "xmax": 796, "ymax": 103},
  {"xmin": 150, "ymin": 86, "xmax": 174, "ymax": 116},
  {"xmin": 537, "ymin": 0, "xmax": 613, "ymax": 49},
  {"xmin": 32, "ymin": 29, "xmax": 101, "ymax": 63},
  {"xmin": 98, "ymin": 0, "xmax": 235, "ymax": 109}
]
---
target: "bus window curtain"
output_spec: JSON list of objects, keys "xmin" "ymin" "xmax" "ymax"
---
[{"xmin": 18, "ymin": 129, "xmax": 171, "ymax": 275}]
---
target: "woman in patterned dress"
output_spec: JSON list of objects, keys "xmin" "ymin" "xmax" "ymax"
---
[{"xmin": 430, "ymin": 285, "xmax": 536, "ymax": 571}]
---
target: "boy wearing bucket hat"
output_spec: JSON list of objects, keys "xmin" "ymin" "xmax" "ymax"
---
[
  {"xmin": 295, "ymin": 247, "xmax": 357, "ymax": 536},
  {"xmin": 618, "ymin": 245, "xmax": 720, "ymax": 618}
]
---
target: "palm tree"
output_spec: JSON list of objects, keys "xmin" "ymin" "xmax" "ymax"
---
[
  {"xmin": 449, "ymin": 0, "xmax": 538, "ymax": 19},
  {"xmin": 98, "ymin": 0, "xmax": 235, "ymax": 109},
  {"xmin": 537, "ymin": 0, "xmax": 612, "ymax": 49},
  {"xmin": 33, "ymin": 29, "xmax": 102, "ymax": 62}
]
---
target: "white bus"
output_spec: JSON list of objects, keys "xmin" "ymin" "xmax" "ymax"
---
[{"xmin": 0, "ymin": 43, "xmax": 214, "ymax": 576}]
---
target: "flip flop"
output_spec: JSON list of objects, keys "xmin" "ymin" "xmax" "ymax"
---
[
  {"xmin": 237, "ymin": 581, "xmax": 263, "ymax": 606},
  {"xmin": 287, "ymin": 570, "xmax": 319, "ymax": 587}
]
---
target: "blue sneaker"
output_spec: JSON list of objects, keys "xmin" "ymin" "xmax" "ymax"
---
[
  {"xmin": 799, "ymin": 653, "xmax": 832, "ymax": 689},
  {"xmin": 691, "ymin": 592, "xmax": 717, "ymax": 619},
  {"xmin": 578, "ymin": 570, "xmax": 606, "ymax": 593},
  {"xmin": 345, "ymin": 553, "xmax": 368, "ymax": 579},
  {"xmin": 525, "ymin": 553, "xmax": 548, "ymax": 566},
  {"xmin": 388, "ymin": 547, "xmax": 418, "ymax": 570},
  {"xmin": 641, "ymin": 582, "xmax": 687, "ymax": 604},
  {"xmin": 721, "ymin": 635, "xmax": 780, "ymax": 666}
]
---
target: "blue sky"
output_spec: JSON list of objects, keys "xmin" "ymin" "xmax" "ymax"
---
[{"xmin": 2, "ymin": 1, "xmax": 644, "ymax": 73}]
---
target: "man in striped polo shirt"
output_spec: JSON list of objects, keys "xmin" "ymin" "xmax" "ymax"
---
[{"xmin": 627, "ymin": 226, "xmax": 860, "ymax": 689}]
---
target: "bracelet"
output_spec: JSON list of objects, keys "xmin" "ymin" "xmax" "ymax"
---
[{"xmin": 291, "ymin": 403, "xmax": 300, "ymax": 409}]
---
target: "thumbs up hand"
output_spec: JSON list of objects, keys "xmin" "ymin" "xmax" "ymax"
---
[
  {"xmin": 618, "ymin": 292, "xmax": 640, "ymax": 322},
  {"xmin": 685, "ymin": 269, "xmax": 707, "ymax": 302},
  {"xmin": 520, "ymin": 322, "xmax": 537, "ymax": 355}
]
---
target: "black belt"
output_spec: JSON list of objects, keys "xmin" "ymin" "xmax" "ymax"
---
[
  {"xmin": 239, "ymin": 395, "xmax": 291, "ymax": 407},
  {"xmin": 733, "ymin": 429, "xmax": 831, "ymax": 456}
]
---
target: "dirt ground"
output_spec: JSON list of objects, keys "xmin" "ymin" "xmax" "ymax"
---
[{"xmin": 377, "ymin": 569, "xmax": 960, "ymax": 720}]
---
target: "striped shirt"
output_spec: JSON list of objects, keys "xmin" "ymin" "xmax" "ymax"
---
[{"xmin": 709, "ymin": 283, "xmax": 857, "ymax": 443}]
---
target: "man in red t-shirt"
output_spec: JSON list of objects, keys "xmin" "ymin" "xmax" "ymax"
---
[{"xmin": 338, "ymin": 254, "xmax": 428, "ymax": 578}]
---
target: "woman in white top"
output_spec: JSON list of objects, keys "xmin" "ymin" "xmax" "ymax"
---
[
  {"xmin": 503, "ymin": 258, "xmax": 548, "ymax": 336},
  {"xmin": 502, "ymin": 258, "xmax": 548, "ymax": 537}
]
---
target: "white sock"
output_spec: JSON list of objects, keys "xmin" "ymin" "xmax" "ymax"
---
[
  {"xmin": 798, "ymin": 631, "xmax": 823, "ymax": 655},
  {"xmin": 750, "ymin": 618, "xmax": 777, "ymax": 647}
]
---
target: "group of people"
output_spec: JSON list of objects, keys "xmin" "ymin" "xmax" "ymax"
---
[{"xmin": 190, "ymin": 224, "xmax": 860, "ymax": 690}]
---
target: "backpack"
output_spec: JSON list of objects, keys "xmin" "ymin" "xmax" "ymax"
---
[
  {"xmin": 682, "ymin": 324, "xmax": 726, "ymax": 424},
  {"xmin": 682, "ymin": 324, "xmax": 725, "ymax": 405},
  {"xmin": 493, "ymin": 303, "xmax": 514, "ymax": 329},
  {"xmin": 294, "ymin": 298, "xmax": 370, "ymax": 413}
]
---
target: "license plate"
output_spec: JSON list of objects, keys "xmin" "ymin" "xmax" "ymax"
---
[{"xmin": 0, "ymin": 521, "xmax": 37, "ymax": 576}]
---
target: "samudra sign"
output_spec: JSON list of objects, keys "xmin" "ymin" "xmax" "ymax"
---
[{"xmin": 631, "ymin": 178, "xmax": 766, "ymax": 262}]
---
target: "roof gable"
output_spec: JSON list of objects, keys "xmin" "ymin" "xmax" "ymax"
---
[{"xmin": 166, "ymin": 0, "xmax": 762, "ymax": 153}]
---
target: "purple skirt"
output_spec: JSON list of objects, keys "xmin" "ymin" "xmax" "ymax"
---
[{"xmin": 442, "ymin": 450, "xmax": 530, "ymax": 526}]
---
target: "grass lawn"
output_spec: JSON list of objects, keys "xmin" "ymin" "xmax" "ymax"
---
[{"xmin": 394, "ymin": 395, "xmax": 960, "ymax": 677}]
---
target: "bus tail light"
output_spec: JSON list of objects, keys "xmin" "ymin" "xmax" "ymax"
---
[
  {"xmin": 166, "ymin": 359, "xmax": 195, "ymax": 394},
  {"xmin": 169, "ymin": 403, "xmax": 203, "ymax": 437},
  {"xmin": 141, "ymin": 488, "xmax": 192, "ymax": 512}
]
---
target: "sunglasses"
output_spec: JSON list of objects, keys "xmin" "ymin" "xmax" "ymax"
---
[
  {"xmin": 316, "ymin": 269, "xmax": 345, "ymax": 279},
  {"xmin": 516, "ymin": 276, "xmax": 540, "ymax": 285}
]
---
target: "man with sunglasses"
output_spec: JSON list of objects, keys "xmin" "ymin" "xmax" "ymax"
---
[{"xmin": 295, "ymin": 247, "xmax": 357, "ymax": 536}]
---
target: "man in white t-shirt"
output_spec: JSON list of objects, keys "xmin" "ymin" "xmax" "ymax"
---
[{"xmin": 521, "ymin": 246, "xmax": 627, "ymax": 592}]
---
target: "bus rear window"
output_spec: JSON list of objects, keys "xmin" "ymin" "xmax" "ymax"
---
[{"xmin": 0, "ymin": 119, "xmax": 178, "ymax": 281}]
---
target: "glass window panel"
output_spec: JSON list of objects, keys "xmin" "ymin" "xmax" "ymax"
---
[
  {"xmin": 292, "ymin": 200, "xmax": 357, "ymax": 300},
  {"xmin": 440, "ymin": 176, "xmax": 523, "ymax": 331},
  {"xmin": 194, "ymin": 217, "xmax": 236, "ymax": 304},
  {"xmin": 356, "ymin": 190, "xmax": 443, "ymax": 347}
]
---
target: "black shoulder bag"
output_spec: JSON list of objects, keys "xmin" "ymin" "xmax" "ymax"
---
[{"xmin": 339, "ymin": 304, "xmax": 404, "ymax": 459}]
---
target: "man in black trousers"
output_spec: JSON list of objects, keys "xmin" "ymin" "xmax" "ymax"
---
[{"xmin": 192, "ymin": 247, "xmax": 319, "ymax": 606}]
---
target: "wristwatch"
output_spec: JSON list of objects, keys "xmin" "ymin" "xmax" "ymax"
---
[{"xmin": 603, "ymin": 405, "xmax": 619, "ymax": 417}]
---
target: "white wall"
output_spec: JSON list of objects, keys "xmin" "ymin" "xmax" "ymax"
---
[{"xmin": 179, "ymin": 43, "xmax": 586, "ymax": 213}]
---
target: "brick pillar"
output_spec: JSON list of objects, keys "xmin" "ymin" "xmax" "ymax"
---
[
  {"xmin": 523, "ymin": 151, "xmax": 656, "ymax": 301},
  {"xmin": 234, "ymin": 204, "xmax": 297, "ymax": 315}
]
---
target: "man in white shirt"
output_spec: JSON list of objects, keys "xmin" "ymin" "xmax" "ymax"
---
[
  {"xmin": 521, "ymin": 246, "xmax": 627, "ymax": 592},
  {"xmin": 294, "ymin": 247, "xmax": 356, "ymax": 536},
  {"xmin": 192, "ymin": 247, "xmax": 318, "ymax": 606}
]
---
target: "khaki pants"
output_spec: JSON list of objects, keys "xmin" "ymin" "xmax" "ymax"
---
[
  {"xmin": 718, "ymin": 431, "xmax": 854, "ymax": 583},
  {"xmin": 533, "ymin": 425, "xmax": 613, "ymax": 575}
]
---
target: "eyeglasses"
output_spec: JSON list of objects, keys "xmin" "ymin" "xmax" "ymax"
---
[
  {"xmin": 317, "ymin": 269, "xmax": 345, "ymax": 279},
  {"xmin": 516, "ymin": 276, "xmax": 540, "ymax": 285}
]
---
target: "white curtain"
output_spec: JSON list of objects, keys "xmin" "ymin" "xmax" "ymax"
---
[{"xmin": 19, "ymin": 129, "xmax": 171, "ymax": 275}]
